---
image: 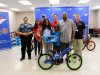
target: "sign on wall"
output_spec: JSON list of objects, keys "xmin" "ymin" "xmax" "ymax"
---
[
  {"xmin": 0, "ymin": 12, "xmax": 11, "ymax": 51},
  {"xmin": 35, "ymin": 6, "xmax": 89, "ymax": 36}
]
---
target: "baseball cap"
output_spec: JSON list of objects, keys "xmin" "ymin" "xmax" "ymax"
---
[{"xmin": 42, "ymin": 14, "xmax": 46, "ymax": 17}]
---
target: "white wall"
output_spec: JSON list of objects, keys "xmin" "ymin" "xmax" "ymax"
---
[
  {"xmin": 0, "ymin": 8, "xmax": 17, "ymax": 31},
  {"xmin": 89, "ymin": 10, "xmax": 98, "ymax": 28},
  {"xmin": 97, "ymin": 9, "xmax": 100, "ymax": 28},
  {"xmin": 16, "ymin": 11, "xmax": 34, "ymax": 27}
]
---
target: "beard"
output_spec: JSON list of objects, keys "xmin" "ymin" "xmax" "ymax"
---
[{"xmin": 63, "ymin": 17, "xmax": 67, "ymax": 20}]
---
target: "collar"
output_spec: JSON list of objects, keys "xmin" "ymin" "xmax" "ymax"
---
[
  {"xmin": 75, "ymin": 20, "xmax": 80, "ymax": 23},
  {"xmin": 63, "ymin": 18, "xmax": 68, "ymax": 22}
]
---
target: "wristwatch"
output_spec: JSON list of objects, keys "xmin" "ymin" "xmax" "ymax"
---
[
  {"xmin": 22, "ymin": 33, "xmax": 23, "ymax": 35},
  {"xmin": 72, "ymin": 36, "xmax": 74, "ymax": 38}
]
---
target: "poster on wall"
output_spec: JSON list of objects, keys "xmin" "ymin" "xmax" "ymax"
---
[
  {"xmin": 0, "ymin": 12, "xmax": 11, "ymax": 51},
  {"xmin": 35, "ymin": 6, "xmax": 89, "ymax": 36}
]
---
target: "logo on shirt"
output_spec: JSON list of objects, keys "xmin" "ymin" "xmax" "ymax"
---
[
  {"xmin": 0, "ymin": 16, "xmax": 6, "ymax": 24},
  {"xmin": 84, "ymin": 13, "xmax": 88, "ymax": 16}
]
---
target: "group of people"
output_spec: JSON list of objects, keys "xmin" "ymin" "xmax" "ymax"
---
[{"xmin": 17, "ymin": 12, "xmax": 86, "ymax": 63}]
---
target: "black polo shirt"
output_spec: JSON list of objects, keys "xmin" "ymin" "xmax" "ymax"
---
[{"xmin": 75, "ymin": 20, "xmax": 86, "ymax": 39}]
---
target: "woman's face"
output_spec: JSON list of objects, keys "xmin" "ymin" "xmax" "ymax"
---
[
  {"xmin": 36, "ymin": 20, "xmax": 40, "ymax": 25},
  {"xmin": 45, "ymin": 20, "xmax": 49, "ymax": 26}
]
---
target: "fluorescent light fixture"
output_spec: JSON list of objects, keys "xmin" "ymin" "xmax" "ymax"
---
[
  {"xmin": 92, "ymin": 6, "xmax": 100, "ymax": 9},
  {"xmin": 30, "ymin": 7, "xmax": 35, "ymax": 11},
  {"xmin": 78, "ymin": 0, "xmax": 90, "ymax": 3},
  {"xmin": 0, "ymin": 3, "xmax": 7, "ymax": 7},
  {"xmin": 49, "ymin": 0, "xmax": 60, "ymax": 4},
  {"xmin": 18, "ymin": 0, "xmax": 32, "ymax": 5},
  {"xmin": 9, "ymin": 8, "xmax": 20, "ymax": 11}
]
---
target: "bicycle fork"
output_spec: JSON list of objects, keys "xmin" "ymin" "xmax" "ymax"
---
[{"xmin": 69, "ymin": 52, "xmax": 76, "ymax": 63}]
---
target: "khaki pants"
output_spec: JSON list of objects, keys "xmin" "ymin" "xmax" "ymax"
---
[
  {"xmin": 43, "ymin": 41, "xmax": 52, "ymax": 54},
  {"xmin": 73, "ymin": 39, "xmax": 82, "ymax": 58}
]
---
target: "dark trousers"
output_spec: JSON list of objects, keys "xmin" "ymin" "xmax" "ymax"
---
[
  {"xmin": 34, "ymin": 38, "xmax": 40, "ymax": 55},
  {"xmin": 21, "ymin": 37, "xmax": 32, "ymax": 58},
  {"xmin": 60, "ymin": 42, "xmax": 69, "ymax": 54}
]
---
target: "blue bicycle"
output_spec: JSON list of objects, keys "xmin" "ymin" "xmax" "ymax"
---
[{"xmin": 38, "ymin": 42, "xmax": 82, "ymax": 70}]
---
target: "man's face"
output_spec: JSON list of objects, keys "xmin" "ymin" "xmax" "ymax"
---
[
  {"xmin": 24, "ymin": 18, "xmax": 28, "ymax": 24},
  {"xmin": 53, "ymin": 15, "xmax": 58, "ymax": 21},
  {"xmin": 75, "ymin": 15, "xmax": 80, "ymax": 20},
  {"xmin": 42, "ymin": 16, "xmax": 46, "ymax": 20},
  {"xmin": 62, "ymin": 13, "xmax": 67, "ymax": 19}
]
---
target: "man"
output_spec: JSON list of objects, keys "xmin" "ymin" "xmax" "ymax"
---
[
  {"xmin": 58, "ymin": 12, "xmax": 76, "ymax": 63},
  {"xmin": 73, "ymin": 13, "xmax": 86, "ymax": 58},
  {"xmin": 50, "ymin": 14, "xmax": 59, "ymax": 31},
  {"xmin": 40, "ymin": 14, "xmax": 46, "ymax": 26},
  {"xmin": 17, "ymin": 17, "xmax": 33, "ymax": 61}
]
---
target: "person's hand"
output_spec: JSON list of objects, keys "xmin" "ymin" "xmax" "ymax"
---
[
  {"xmin": 23, "ymin": 33, "xmax": 27, "ymax": 36},
  {"xmin": 72, "ymin": 38, "xmax": 74, "ymax": 42},
  {"xmin": 43, "ymin": 38, "xmax": 45, "ymax": 41},
  {"xmin": 37, "ymin": 40, "xmax": 41, "ymax": 43},
  {"xmin": 83, "ymin": 36, "xmax": 85, "ymax": 41}
]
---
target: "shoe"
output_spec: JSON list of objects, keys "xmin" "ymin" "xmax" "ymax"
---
[
  {"xmin": 28, "ymin": 57, "xmax": 31, "ymax": 60},
  {"xmin": 20, "ymin": 57, "xmax": 25, "ymax": 61},
  {"xmin": 65, "ymin": 58, "xmax": 71, "ymax": 63},
  {"xmin": 35, "ymin": 56, "xmax": 37, "ymax": 60},
  {"xmin": 61, "ymin": 59, "xmax": 63, "ymax": 63}
]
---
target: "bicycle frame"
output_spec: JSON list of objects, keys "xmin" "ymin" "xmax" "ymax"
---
[{"xmin": 45, "ymin": 47, "xmax": 75, "ymax": 64}]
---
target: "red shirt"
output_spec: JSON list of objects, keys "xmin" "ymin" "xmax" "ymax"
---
[
  {"xmin": 33, "ymin": 26, "xmax": 42, "ymax": 40},
  {"xmin": 39, "ymin": 21, "xmax": 42, "ymax": 26},
  {"xmin": 50, "ymin": 21, "xmax": 59, "ymax": 31}
]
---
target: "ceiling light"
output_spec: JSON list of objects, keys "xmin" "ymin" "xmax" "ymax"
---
[
  {"xmin": 30, "ymin": 7, "xmax": 35, "ymax": 11},
  {"xmin": 9, "ymin": 8, "xmax": 20, "ymax": 11},
  {"xmin": 18, "ymin": 0, "xmax": 32, "ymax": 5},
  {"xmin": 78, "ymin": 0, "xmax": 90, "ymax": 3},
  {"xmin": 0, "ymin": 3, "xmax": 7, "ymax": 7},
  {"xmin": 92, "ymin": 6, "xmax": 100, "ymax": 9},
  {"xmin": 49, "ymin": 0, "xmax": 60, "ymax": 4}
]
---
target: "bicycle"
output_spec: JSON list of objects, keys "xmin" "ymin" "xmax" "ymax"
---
[
  {"xmin": 82, "ymin": 33, "xmax": 95, "ymax": 51},
  {"xmin": 38, "ymin": 42, "xmax": 82, "ymax": 70}
]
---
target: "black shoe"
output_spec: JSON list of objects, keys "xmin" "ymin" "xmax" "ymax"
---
[
  {"xmin": 66, "ymin": 58, "xmax": 71, "ymax": 63},
  {"xmin": 28, "ymin": 57, "xmax": 31, "ymax": 60},
  {"xmin": 20, "ymin": 57, "xmax": 25, "ymax": 61},
  {"xmin": 61, "ymin": 59, "xmax": 63, "ymax": 63}
]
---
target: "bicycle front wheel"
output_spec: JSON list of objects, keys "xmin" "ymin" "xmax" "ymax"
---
[
  {"xmin": 67, "ymin": 54, "xmax": 82, "ymax": 70},
  {"xmin": 38, "ymin": 54, "xmax": 53, "ymax": 70},
  {"xmin": 87, "ymin": 41, "xmax": 95, "ymax": 51}
]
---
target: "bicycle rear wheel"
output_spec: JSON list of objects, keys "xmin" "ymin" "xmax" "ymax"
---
[
  {"xmin": 67, "ymin": 54, "xmax": 82, "ymax": 70},
  {"xmin": 87, "ymin": 41, "xmax": 95, "ymax": 51},
  {"xmin": 38, "ymin": 54, "xmax": 53, "ymax": 70}
]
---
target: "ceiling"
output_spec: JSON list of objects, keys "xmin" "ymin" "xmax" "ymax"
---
[{"xmin": 0, "ymin": 0, "xmax": 100, "ymax": 12}]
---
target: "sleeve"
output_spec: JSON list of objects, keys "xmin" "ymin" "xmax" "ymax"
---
[
  {"xmin": 52, "ymin": 31, "xmax": 54, "ymax": 35},
  {"xmin": 17, "ymin": 25, "xmax": 21, "ymax": 32},
  {"xmin": 51, "ymin": 27, "xmax": 53, "ymax": 31},
  {"xmin": 72, "ymin": 21, "xmax": 77, "ymax": 31},
  {"xmin": 33, "ymin": 27, "xmax": 36, "ymax": 33},
  {"xmin": 82, "ymin": 22, "xmax": 86, "ymax": 29},
  {"xmin": 40, "ymin": 28, "xmax": 42, "ymax": 31}
]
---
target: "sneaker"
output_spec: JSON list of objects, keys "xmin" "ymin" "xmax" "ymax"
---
[
  {"xmin": 35, "ymin": 56, "xmax": 38, "ymax": 60},
  {"xmin": 65, "ymin": 58, "xmax": 71, "ymax": 63},
  {"xmin": 61, "ymin": 59, "xmax": 63, "ymax": 63}
]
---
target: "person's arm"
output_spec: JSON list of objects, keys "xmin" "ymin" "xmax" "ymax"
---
[
  {"xmin": 72, "ymin": 21, "xmax": 76, "ymax": 42},
  {"xmin": 83, "ymin": 22, "xmax": 86, "ymax": 40},
  {"xmin": 40, "ymin": 30, "xmax": 44, "ymax": 41},
  {"xmin": 17, "ymin": 25, "xmax": 27, "ymax": 36}
]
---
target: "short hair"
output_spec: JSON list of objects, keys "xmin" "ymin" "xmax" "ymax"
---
[
  {"xmin": 53, "ymin": 14, "xmax": 58, "ymax": 17},
  {"xmin": 75, "ymin": 13, "xmax": 80, "ymax": 17},
  {"xmin": 54, "ymin": 24, "xmax": 59, "ymax": 30},
  {"xmin": 23, "ymin": 17, "xmax": 28, "ymax": 20}
]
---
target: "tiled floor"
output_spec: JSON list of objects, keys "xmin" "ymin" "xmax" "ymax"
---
[{"xmin": 0, "ymin": 38, "xmax": 100, "ymax": 75}]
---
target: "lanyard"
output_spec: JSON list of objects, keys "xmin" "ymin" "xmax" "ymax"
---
[{"xmin": 75, "ymin": 21, "xmax": 80, "ymax": 28}]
